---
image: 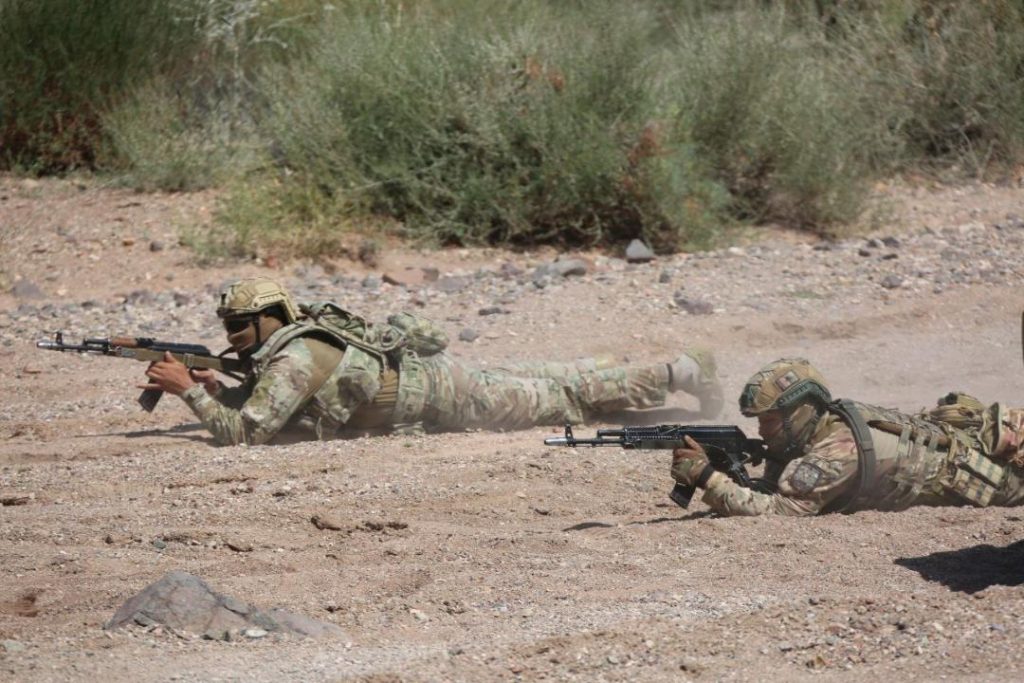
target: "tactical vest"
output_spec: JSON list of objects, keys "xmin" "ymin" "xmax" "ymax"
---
[
  {"xmin": 249, "ymin": 303, "xmax": 449, "ymax": 435},
  {"xmin": 824, "ymin": 399, "xmax": 1010, "ymax": 512}
]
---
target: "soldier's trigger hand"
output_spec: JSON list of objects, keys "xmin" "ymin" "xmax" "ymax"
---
[
  {"xmin": 188, "ymin": 368, "xmax": 220, "ymax": 395},
  {"xmin": 671, "ymin": 436, "xmax": 710, "ymax": 487},
  {"xmin": 673, "ymin": 435, "xmax": 706, "ymax": 458},
  {"xmin": 142, "ymin": 351, "xmax": 197, "ymax": 396}
]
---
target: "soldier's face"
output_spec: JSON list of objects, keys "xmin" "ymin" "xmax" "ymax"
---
[
  {"xmin": 224, "ymin": 315, "xmax": 259, "ymax": 355},
  {"xmin": 757, "ymin": 412, "xmax": 785, "ymax": 442},
  {"xmin": 224, "ymin": 312, "xmax": 286, "ymax": 358}
]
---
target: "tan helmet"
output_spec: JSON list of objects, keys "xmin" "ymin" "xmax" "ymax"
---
[
  {"xmin": 216, "ymin": 277, "xmax": 301, "ymax": 324},
  {"xmin": 739, "ymin": 358, "xmax": 832, "ymax": 417}
]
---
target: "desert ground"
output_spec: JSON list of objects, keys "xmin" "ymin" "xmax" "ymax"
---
[{"xmin": 1, "ymin": 175, "xmax": 1023, "ymax": 682}]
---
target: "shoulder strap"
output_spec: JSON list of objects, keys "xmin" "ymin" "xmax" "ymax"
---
[{"xmin": 822, "ymin": 398, "xmax": 877, "ymax": 513}]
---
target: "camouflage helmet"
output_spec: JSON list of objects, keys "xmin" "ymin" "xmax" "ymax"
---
[
  {"xmin": 216, "ymin": 277, "xmax": 301, "ymax": 324},
  {"xmin": 739, "ymin": 358, "xmax": 832, "ymax": 417}
]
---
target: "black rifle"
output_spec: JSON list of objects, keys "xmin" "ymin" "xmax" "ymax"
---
[
  {"xmin": 544, "ymin": 424, "xmax": 775, "ymax": 509},
  {"xmin": 37, "ymin": 332, "xmax": 244, "ymax": 412}
]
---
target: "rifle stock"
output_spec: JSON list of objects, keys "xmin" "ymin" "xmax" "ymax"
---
[{"xmin": 36, "ymin": 332, "xmax": 244, "ymax": 412}]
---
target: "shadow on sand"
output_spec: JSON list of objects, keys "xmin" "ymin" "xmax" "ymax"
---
[
  {"xmin": 895, "ymin": 539, "xmax": 1024, "ymax": 593},
  {"xmin": 561, "ymin": 510, "xmax": 713, "ymax": 532},
  {"xmin": 75, "ymin": 423, "xmax": 214, "ymax": 444}
]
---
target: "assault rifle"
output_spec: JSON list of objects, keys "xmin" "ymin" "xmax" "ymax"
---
[
  {"xmin": 544, "ymin": 424, "xmax": 774, "ymax": 509},
  {"xmin": 36, "ymin": 332, "xmax": 244, "ymax": 412}
]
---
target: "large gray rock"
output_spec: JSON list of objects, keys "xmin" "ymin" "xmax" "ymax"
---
[
  {"xmin": 625, "ymin": 239, "xmax": 655, "ymax": 263},
  {"xmin": 12, "ymin": 280, "xmax": 45, "ymax": 300},
  {"xmin": 105, "ymin": 571, "xmax": 344, "ymax": 640}
]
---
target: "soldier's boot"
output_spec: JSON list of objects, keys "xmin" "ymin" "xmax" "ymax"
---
[{"xmin": 668, "ymin": 347, "xmax": 724, "ymax": 419}]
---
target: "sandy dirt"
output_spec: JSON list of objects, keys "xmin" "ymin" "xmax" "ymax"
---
[{"xmin": 1, "ymin": 175, "xmax": 1023, "ymax": 682}]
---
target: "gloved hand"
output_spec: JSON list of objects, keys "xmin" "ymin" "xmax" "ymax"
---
[{"xmin": 671, "ymin": 435, "xmax": 711, "ymax": 487}]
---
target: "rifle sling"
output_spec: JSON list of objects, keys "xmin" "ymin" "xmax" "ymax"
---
[{"xmin": 823, "ymin": 398, "xmax": 877, "ymax": 513}]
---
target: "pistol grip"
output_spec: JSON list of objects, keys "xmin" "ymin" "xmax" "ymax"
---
[{"xmin": 138, "ymin": 387, "xmax": 163, "ymax": 412}]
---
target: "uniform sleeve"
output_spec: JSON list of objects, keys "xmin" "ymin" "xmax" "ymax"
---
[
  {"xmin": 211, "ymin": 382, "xmax": 250, "ymax": 410},
  {"xmin": 180, "ymin": 343, "xmax": 324, "ymax": 446},
  {"xmin": 700, "ymin": 424, "xmax": 861, "ymax": 516}
]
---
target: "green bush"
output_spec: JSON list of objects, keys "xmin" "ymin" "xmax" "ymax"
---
[
  {"xmin": 235, "ymin": 1, "xmax": 729, "ymax": 252},
  {"xmin": 0, "ymin": 0, "xmax": 315, "ymax": 179},
  {"xmin": 7, "ymin": 0, "xmax": 1024, "ymax": 252},
  {"xmin": 665, "ymin": 5, "xmax": 886, "ymax": 230},
  {"xmin": 842, "ymin": 0, "xmax": 1024, "ymax": 176},
  {"xmin": 0, "ymin": 0, "xmax": 201, "ymax": 171}
]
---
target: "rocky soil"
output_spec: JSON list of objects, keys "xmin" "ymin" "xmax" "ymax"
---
[{"xmin": 1, "ymin": 175, "xmax": 1023, "ymax": 682}]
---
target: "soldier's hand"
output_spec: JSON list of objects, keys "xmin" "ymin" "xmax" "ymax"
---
[
  {"xmin": 188, "ymin": 368, "xmax": 221, "ymax": 396},
  {"xmin": 671, "ymin": 435, "xmax": 711, "ymax": 487},
  {"xmin": 139, "ymin": 351, "xmax": 197, "ymax": 396}
]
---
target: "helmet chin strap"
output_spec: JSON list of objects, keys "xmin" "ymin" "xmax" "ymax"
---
[{"xmin": 774, "ymin": 404, "xmax": 823, "ymax": 460}]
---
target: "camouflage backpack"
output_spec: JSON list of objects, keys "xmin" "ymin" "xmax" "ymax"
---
[{"xmin": 299, "ymin": 302, "xmax": 448, "ymax": 360}]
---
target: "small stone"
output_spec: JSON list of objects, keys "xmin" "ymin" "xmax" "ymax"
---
[
  {"xmin": 225, "ymin": 539, "xmax": 253, "ymax": 553},
  {"xmin": 858, "ymin": 248, "xmax": 872, "ymax": 257},
  {"xmin": 551, "ymin": 259, "xmax": 587, "ymax": 278},
  {"xmin": 607, "ymin": 654, "xmax": 621, "ymax": 665},
  {"xmin": 866, "ymin": 238, "xmax": 883, "ymax": 248},
  {"xmin": 2, "ymin": 640, "xmax": 26, "ymax": 654},
  {"xmin": 458, "ymin": 328, "xmax": 479, "ymax": 343},
  {"xmin": 478, "ymin": 306, "xmax": 506, "ymax": 316},
  {"xmin": 311, "ymin": 513, "xmax": 344, "ymax": 531},
  {"xmin": 361, "ymin": 274, "xmax": 382, "ymax": 291},
  {"xmin": 881, "ymin": 236, "xmax": 901, "ymax": 247},
  {"xmin": 435, "ymin": 276, "xmax": 468, "ymax": 293},
  {"xmin": 679, "ymin": 659, "xmax": 702, "ymax": 674},
  {"xmin": 122, "ymin": 237, "xmax": 136, "ymax": 247},
  {"xmin": 658, "ymin": 268, "xmax": 673, "ymax": 284},
  {"xmin": 625, "ymin": 239, "xmax": 655, "ymax": 263},
  {"xmin": 410, "ymin": 608, "xmax": 430, "ymax": 622},
  {"xmin": 881, "ymin": 274, "xmax": 904, "ymax": 289},
  {"xmin": 382, "ymin": 269, "xmax": 427, "ymax": 288},
  {"xmin": 149, "ymin": 240, "xmax": 165, "ymax": 252},
  {"xmin": 498, "ymin": 262, "xmax": 523, "ymax": 279},
  {"xmin": 673, "ymin": 292, "xmax": 714, "ymax": 315},
  {"xmin": 243, "ymin": 628, "xmax": 268, "ymax": 639}
]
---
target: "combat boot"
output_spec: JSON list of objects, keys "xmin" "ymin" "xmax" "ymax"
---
[{"xmin": 669, "ymin": 347, "xmax": 724, "ymax": 419}]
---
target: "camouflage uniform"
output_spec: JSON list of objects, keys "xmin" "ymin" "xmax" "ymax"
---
[
  {"xmin": 694, "ymin": 359, "xmax": 1024, "ymax": 515},
  {"xmin": 182, "ymin": 316, "xmax": 678, "ymax": 446}
]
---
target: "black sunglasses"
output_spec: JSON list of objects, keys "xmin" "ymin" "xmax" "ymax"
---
[{"xmin": 223, "ymin": 317, "xmax": 256, "ymax": 334}]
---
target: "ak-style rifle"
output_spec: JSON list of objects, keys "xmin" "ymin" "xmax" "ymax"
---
[
  {"xmin": 37, "ymin": 332, "xmax": 244, "ymax": 412},
  {"xmin": 545, "ymin": 423, "xmax": 776, "ymax": 508}
]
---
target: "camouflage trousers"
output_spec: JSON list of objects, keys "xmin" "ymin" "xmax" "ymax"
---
[{"xmin": 417, "ymin": 355, "xmax": 670, "ymax": 431}]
